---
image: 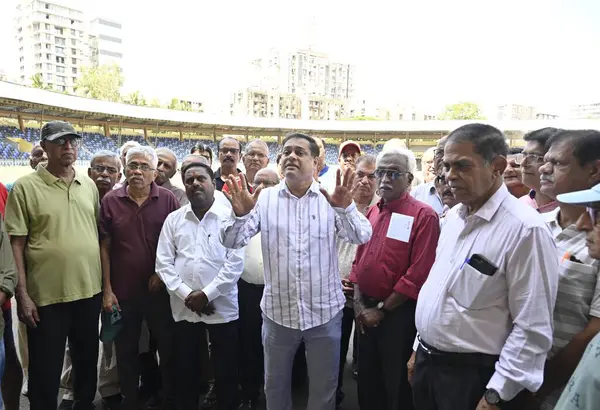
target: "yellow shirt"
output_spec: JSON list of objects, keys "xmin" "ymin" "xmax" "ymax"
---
[{"xmin": 5, "ymin": 165, "xmax": 101, "ymax": 306}]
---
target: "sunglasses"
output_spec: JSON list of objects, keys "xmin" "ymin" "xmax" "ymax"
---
[{"xmin": 374, "ymin": 169, "xmax": 408, "ymax": 180}]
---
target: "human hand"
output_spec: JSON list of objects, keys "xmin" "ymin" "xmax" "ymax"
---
[
  {"xmin": 17, "ymin": 292, "xmax": 40, "ymax": 328},
  {"xmin": 148, "ymin": 274, "xmax": 165, "ymax": 293},
  {"xmin": 320, "ymin": 168, "xmax": 356, "ymax": 209},
  {"xmin": 223, "ymin": 173, "xmax": 263, "ymax": 217},
  {"xmin": 185, "ymin": 291, "xmax": 208, "ymax": 313}
]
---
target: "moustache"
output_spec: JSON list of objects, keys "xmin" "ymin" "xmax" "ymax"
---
[{"xmin": 540, "ymin": 175, "xmax": 554, "ymax": 183}]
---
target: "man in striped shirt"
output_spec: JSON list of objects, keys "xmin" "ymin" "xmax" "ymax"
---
[
  {"xmin": 220, "ymin": 133, "xmax": 372, "ymax": 410},
  {"xmin": 519, "ymin": 129, "xmax": 600, "ymax": 409}
]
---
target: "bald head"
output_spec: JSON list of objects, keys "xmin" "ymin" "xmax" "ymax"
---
[
  {"xmin": 155, "ymin": 147, "xmax": 178, "ymax": 185},
  {"xmin": 30, "ymin": 143, "xmax": 47, "ymax": 169},
  {"xmin": 253, "ymin": 168, "xmax": 280, "ymax": 189},
  {"xmin": 182, "ymin": 154, "xmax": 210, "ymax": 170},
  {"xmin": 422, "ymin": 147, "xmax": 436, "ymax": 183}
]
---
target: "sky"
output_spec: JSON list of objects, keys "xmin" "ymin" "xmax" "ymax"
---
[{"xmin": 1, "ymin": 0, "xmax": 599, "ymax": 114}]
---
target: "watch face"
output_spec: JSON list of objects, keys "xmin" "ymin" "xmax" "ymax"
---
[
  {"xmin": 485, "ymin": 389, "xmax": 501, "ymax": 405},
  {"xmin": 377, "ymin": 301, "xmax": 384, "ymax": 309}
]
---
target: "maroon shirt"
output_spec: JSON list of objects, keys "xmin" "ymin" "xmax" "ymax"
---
[
  {"xmin": 99, "ymin": 182, "xmax": 179, "ymax": 301},
  {"xmin": 349, "ymin": 192, "xmax": 440, "ymax": 301}
]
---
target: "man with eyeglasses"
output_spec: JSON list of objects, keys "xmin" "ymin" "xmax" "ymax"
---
[
  {"xmin": 242, "ymin": 140, "xmax": 270, "ymax": 189},
  {"xmin": 5, "ymin": 121, "xmax": 103, "ymax": 410},
  {"xmin": 519, "ymin": 128, "xmax": 560, "ymax": 214},
  {"xmin": 237, "ymin": 167, "xmax": 280, "ymax": 410},
  {"xmin": 59, "ymin": 150, "xmax": 123, "ymax": 410},
  {"xmin": 433, "ymin": 174, "xmax": 458, "ymax": 224},
  {"xmin": 156, "ymin": 147, "xmax": 188, "ymax": 206},
  {"xmin": 552, "ymin": 184, "xmax": 600, "ymax": 410},
  {"xmin": 335, "ymin": 154, "xmax": 379, "ymax": 408},
  {"xmin": 504, "ymin": 148, "xmax": 530, "ymax": 199},
  {"xmin": 215, "ymin": 137, "xmax": 246, "ymax": 193},
  {"xmin": 350, "ymin": 149, "xmax": 440, "ymax": 410},
  {"xmin": 514, "ymin": 129, "xmax": 600, "ymax": 409},
  {"xmin": 99, "ymin": 145, "xmax": 180, "ymax": 410},
  {"xmin": 191, "ymin": 144, "xmax": 214, "ymax": 165},
  {"xmin": 409, "ymin": 124, "xmax": 558, "ymax": 410}
]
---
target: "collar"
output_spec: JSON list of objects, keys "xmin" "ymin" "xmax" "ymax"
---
[
  {"xmin": 37, "ymin": 164, "xmax": 82, "ymax": 186},
  {"xmin": 376, "ymin": 191, "xmax": 410, "ymax": 210},
  {"xmin": 542, "ymin": 207, "xmax": 560, "ymax": 225},
  {"xmin": 116, "ymin": 181, "xmax": 160, "ymax": 198},
  {"xmin": 456, "ymin": 184, "xmax": 509, "ymax": 222},
  {"xmin": 426, "ymin": 180, "xmax": 436, "ymax": 194},
  {"xmin": 319, "ymin": 165, "xmax": 330, "ymax": 177},
  {"xmin": 182, "ymin": 198, "xmax": 225, "ymax": 222},
  {"xmin": 215, "ymin": 168, "xmax": 242, "ymax": 180},
  {"xmin": 278, "ymin": 179, "xmax": 321, "ymax": 197}
]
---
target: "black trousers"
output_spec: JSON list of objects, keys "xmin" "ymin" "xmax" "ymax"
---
[
  {"xmin": 174, "ymin": 320, "xmax": 239, "ymax": 410},
  {"xmin": 238, "ymin": 279, "xmax": 264, "ymax": 401},
  {"xmin": 114, "ymin": 290, "xmax": 175, "ymax": 410},
  {"xmin": 337, "ymin": 306, "xmax": 355, "ymax": 404},
  {"xmin": 27, "ymin": 293, "xmax": 101, "ymax": 410},
  {"xmin": 3, "ymin": 306, "xmax": 22, "ymax": 410},
  {"xmin": 412, "ymin": 344, "xmax": 497, "ymax": 410},
  {"xmin": 358, "ymin": 300, "xmax": 416, "ymax": 410}
]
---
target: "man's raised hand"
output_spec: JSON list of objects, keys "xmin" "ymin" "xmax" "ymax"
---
[
  {"xmin": 222, "ymin": 173, "xmax": 263, "ymax": 217},
  {"xmin": 320, "ymin": 167, "xmax": 356, "ymax": 209}
]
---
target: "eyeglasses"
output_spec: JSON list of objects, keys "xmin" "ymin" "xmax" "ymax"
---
[
  {"xmin": 91, "ymin": 165, "xmax": 119, "ymax": 175},
  {"xmin": 254, "ymin": 180, "xmax": 278, "ymax": 188},
  {"xmin": 219, "ymin": 148, "xmax": 240, "ymax": 155},
  {"xmin": 435, "ymin": 174, "xmax": 447, "ymax": 185},
  {"xmin": 245, "ymin": 152, "xmax": 267, "ymax": 159},
  {"xmin": 127, "ymin": 163, "xmax": 155, "ymax": 172},
  {"xmin": 516, "ymin": 153, "xmax": 545, "ymax": 166},
  {"xmin": 374, "ymin": 169, "xmax": 408, "ymax": 180},
  {"xmin": 49, "ymin": 137, "xmax": 81, "ymax": 147},
  {"xmin": 588, "ymin": 207, "xmax": 600, "ymax": 226},
  {"xmin": 356, "ymin": 171, "xmax": 376, "ymax": 181}
]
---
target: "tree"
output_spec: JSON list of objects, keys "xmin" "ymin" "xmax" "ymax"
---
[
  {"xmin": 75, "ymin": 64, "xmax": 124, "ymax": 102},
  {"xmin": 30, "ymin": 73, "xmax": 52, "ymax": 90},
  {"xmin": 148, "ymin": 98, "xmax": 162, "ymax": 108},
  {"xmin": 438, "ymin": 101, "xmax": 486, "ymax": 120},
  {"xmin": 167, "ymin": 98, "xmax": 195, "ymax": 112},
  {"xmin": 124, "ymin": 90, "xmax": 146, "ymax": 106}
]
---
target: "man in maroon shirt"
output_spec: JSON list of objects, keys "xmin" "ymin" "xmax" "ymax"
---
[
  {"xmin": 100, "ymin": 145, "xmax": 179, "ymax": 410},
  {"xmin": 350, "ymin": 149, "xmax": 440, "ymax": 410}
]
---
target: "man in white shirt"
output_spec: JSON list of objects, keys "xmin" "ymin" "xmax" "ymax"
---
[
  {"xmin": 409, "ymin": 123, "xmax": 559, "ymax": 410},
  {"xmin": 221, "ymin": 133, "xmax": 372, "ymax": 410},
  {"xmin": 238, "ymin": 168, "xmax": 280, "ymax": 410},
  {"xmin": 411, "ymin": 147, "xmax": 444, "ymax": 215},
  {"xmin": 156, "ymin": 161, "xmax": 244, "ymax": 410},
  {"xmin": 520, "ymin": 130, "xmax": 600, "ymax": 409},
  {"xmin": 315, "ymin": 137, "xmax": 336, "ymax": 193}
]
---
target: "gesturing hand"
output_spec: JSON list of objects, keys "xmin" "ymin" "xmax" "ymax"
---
[
  {"xmin": 320, "ymin": 167, "xmax": 356, "ymax": 209},
  {"xmin": 223, "ymin": 173, "xmax": 263, "ymax": 217}
]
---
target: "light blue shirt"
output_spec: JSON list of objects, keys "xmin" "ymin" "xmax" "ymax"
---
[{"xmin": 411, "ymin": 181, "xmax": 443, "ymax": 215}]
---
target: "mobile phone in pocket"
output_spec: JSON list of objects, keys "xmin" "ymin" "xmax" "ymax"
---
[{"xmin": 467, "ymin": 254, "xmax": 498, "ymax": 276}]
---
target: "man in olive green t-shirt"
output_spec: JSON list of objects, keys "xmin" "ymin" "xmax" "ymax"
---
[{"xmin": 5, "ymin": 121, "xmax": 102, "ymax": 410}]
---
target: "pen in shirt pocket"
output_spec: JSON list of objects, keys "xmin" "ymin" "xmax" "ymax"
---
[
  {"xmin": 562, "ymin": 252, "xmax": 582, "ymax": 264},
  {"xmin": 460, "ymin": 257, "xmax": 470, "ymax": 269}
]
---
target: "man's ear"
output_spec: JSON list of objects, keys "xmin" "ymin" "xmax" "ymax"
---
[
  {"xmin": 587, "ymin": 159, "xmax": 600, "ymax": 186},
  {"xmin": 491, "ymin": 156, "xmax": 508, "ymax": 177},
  {"xmin": 407, "ymin": 172, "xmax": 414, "ymax": 185}
]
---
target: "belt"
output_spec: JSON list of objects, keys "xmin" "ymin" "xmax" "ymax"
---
[{"xmin": 417, "ymin": 335, "xmax": 499, "ymax": 367}]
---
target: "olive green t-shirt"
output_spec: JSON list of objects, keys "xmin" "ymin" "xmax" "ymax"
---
[{"xmin": 5, "ymin": 165, "xmax": 102, "ymax": 307}]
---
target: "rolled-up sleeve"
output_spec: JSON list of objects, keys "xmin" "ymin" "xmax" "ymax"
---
[
  {"xmin": 203, "ymin": 247, "xmax": 245, "ymax": 302},
  {"xmin": 334, "ymin": 202, "xmax": 372, "ymax": 245},
  {"xmin": 156, "ymin": 213, "xmax": 193, "ymax": 301},
  {"xmin": 0, "ymin": 220, "xmax": 17, "ymax": 298},
  {"xmin": 393, "ymin": 213, "xmax": 440, "ymax": 299},
  {"xmin": 487, "ymin": 226, "xmax": 559, "ymax": 400}
]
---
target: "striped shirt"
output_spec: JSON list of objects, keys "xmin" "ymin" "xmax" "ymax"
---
[
  {"xmin": 220, "ymin": 180, "xmax": 372, "ymax": 330},
  {"xmin": 542, "ymin": 208, "xmax": 600, "ymax": 408}
]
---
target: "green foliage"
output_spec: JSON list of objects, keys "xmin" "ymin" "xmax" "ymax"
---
[
  {"xmin": 75, "ymin": 64, "xmax": 124, "ymax": 102},
  {"xmin": 124, "ymin": 90, "xmax": 147, "ymax": 106},
  {"xmin": 30, "ymin": 73, "xmax": 53, "ymax": 90},
  {"xmin": 438, "ymin": 101, "xmax": 486, "ymax": 120},
  {"xmin": 148, "ymin": 98, "xmax": 163, "ymax": 108}
]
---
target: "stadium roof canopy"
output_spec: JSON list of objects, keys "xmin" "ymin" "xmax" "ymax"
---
[{"xmin": 1, "ymin": 81, "xmax": 598, "ymax": 141}]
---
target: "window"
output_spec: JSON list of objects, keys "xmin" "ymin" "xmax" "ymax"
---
[
  {"xmin": 57, "ymin": 75, "xmax": 66, "ymax": 84},
  {"xmin": 46, "ymin": 14, "xmax": 49, "ymax": 19},
  {"xmin": 56, "ymin": 66, "xmax": 65, "ymax": 73},
  {"xmin": 46, "ymin": 73, "xmax": 52, "ymax": 81},
  {"xmin": 71, "ymin": 29, "xmax": 75, "ymax": 36},
  {"xmin": 55, "ymin": 37, "xmax": 65, "ymax": 46},
  {"xmin": 45, "ymin": 33, "xmax": 51, "ymax": 41},
  {"xmin": 33, "ymin": 23, "xmax": 40, "ymax": 30},
  {"xmin": 56, "ymin": 46, "xmax": 64, "ymax": 55},
  {"xmin": 72, "ymin": 77, "xmax": 77, "ymax": 83},
  {"xmin": 45, "ymin": 23, "xmax": 50, "ymax": 30},
  {"xmin": 56, "ymin": 56, "xmax": 64, "ymax": 64},
  {"xmin": 71, "ymin": 67, "xmax": 77, "ymax": 74},
  {"xmin": 71, "ymin": 48, "xmax": 76, "ymax": 55},
  {"xmin": 58, "ymin": 85, "xmax": 66, "ymax": 92},
  {"xmin": 46, "ymin": 53, "xmax": 51, "ymax": 60},
  {"xmin": 71, "ymin": 38, "xmax": 76, "ymax": 46},
  {"xmin": 45, "ymin": 44, "xmax": 51, "ymax": 50},
  {"xmin": 71, "ymin": 58, "xmax": 76, "ymax": 64},
  {"xmin": 47, "ymin": 63, "xmax": 52, "ymax": 70},
  {"xmin": 45, "ymin": 3, "xmax": 49, "ymax": 9}
]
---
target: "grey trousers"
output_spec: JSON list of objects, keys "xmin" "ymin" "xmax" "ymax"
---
[{"xmin": 262, "ymin": 311, "xmax": 342, "ymax": 410}]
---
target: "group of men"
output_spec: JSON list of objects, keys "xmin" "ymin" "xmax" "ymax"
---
[{"xmin": 0, "ymin": 120, "xmax": 599, "ymax": 410}]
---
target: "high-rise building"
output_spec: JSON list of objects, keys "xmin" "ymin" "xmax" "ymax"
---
[
  {"xmin": 88, "ymin": 17, "xmax": 123, "ymax": 69},
  {"xmin": 14, "ymin": 0, "xmax": 88, "ymax": 93},
  {"xmin": 496, "ymin": 104, "xmax": 537, "ymax": 120},
  {"xmin": 249, "ymin": 48, "xmax": 355, "ymax": 100},
  {"xmin": 569, "ymin": 103, "xmax": 600, "ymax": 119}
]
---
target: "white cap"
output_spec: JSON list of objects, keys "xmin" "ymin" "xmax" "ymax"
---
[{"xmin": 556, "ymin": 183, "xmax": 600, "ymax": 205}]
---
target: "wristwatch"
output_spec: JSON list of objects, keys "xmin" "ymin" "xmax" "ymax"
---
[
  {"xmin": 484, "ymin": 389, "xmax": 502, "ymax": 406},
  {"xmin": 376, "ymin": 301, "xmax": 386, "ymax": 313}
]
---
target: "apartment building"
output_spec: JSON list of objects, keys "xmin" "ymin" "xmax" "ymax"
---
[{"xmin": 88, "ymin": 18, "xmax": 124, "ymax": 69}]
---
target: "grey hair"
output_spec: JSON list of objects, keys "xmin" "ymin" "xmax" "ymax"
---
[
  {"xmin": 355, "ymin": 154, "xmax": 376, "ymax": 168},
  {"xmin": 119, "ymin": 140, "xmax": 141, "ymax": 156},
  {"xmin": 376, "ymin": 148, "xmax": 417, "ymax": 174},
  {"xmin": 91, "ymin": 150, "xmax": 121, "ymax": 170},
  {"xmin": 245, "ymin": 139, "xmax": 268, "ymax": 153},
  {"xmin": 126, "ymin": 145, "xmax": 159, "ymax": 168}
]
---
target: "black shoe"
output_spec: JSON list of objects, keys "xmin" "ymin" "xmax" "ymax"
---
[
  {"xmin": 238, "ymin": 398, "xmax": 259, "ymax": 410},
  {"xmin": 102, "ymin": 393, "xmax": 122, "ymax": 410},
  {"xmin": 201, "ymin": 384, "xmax": 217, "ymax": 409},
  {"xmin": 58, "ymin": 399, "xmax": 74, "ymax": 410}
]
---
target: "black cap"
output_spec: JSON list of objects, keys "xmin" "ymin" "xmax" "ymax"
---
[{"xmin": 41, "ymin": 121, "xmax": 81, "ymax": 142}]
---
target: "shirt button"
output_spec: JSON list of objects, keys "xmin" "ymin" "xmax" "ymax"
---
[{"xmin": 450, "ymin": 258, "xmax": 455, "ymax": 264}]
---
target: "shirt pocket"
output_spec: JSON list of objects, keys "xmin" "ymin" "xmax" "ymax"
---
[{"xmin": 448, "ymin": 263, "xmax": 506, "ymax": 310}]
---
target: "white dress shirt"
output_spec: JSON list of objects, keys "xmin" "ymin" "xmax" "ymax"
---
[
  {"xmin": 415, "ymin": 184, "xmax": 559, "ymax": 401},
  {"xmin": 411, "ymin": 181, "xmax": 444, "ymax": 215},
  {"xmin": 241, "ymin": 235, "xmax": 265, "ymax": 285},
  {"xmin": 156, "ymin": 200, "xmax": 245, "ymax": 324},
  {"xmin": 221, "ymin": 181, "xmax": 372, "ymax": 331}
]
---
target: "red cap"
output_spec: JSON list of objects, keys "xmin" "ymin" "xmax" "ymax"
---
[{"xmin": 339, "ymin": 141, "xmax": 361, "ymax": 157}]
